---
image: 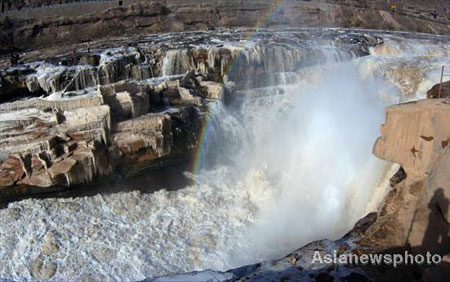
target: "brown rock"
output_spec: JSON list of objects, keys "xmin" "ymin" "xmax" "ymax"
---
[
  {"xmin": 2, "ymin": 0, "xmax": 450, "ymax": 52},
  {"xmin": 47, "ymin": 157, "xmax": 77, "ymax": 186},
  {"xmin": 0, "ymin": 155, "xmax": 25, "ymax": 187},
  {"xmin": 364, "ymin": 98, "xmax": 450, "ymax": 258},
  {"xmin": 30, "ymin": 256, "xmax": 58, "ymax": 280},
  {"xmin": 389, "ymin": 166, "xmax": 407, "ymax": 187},
  {"xmin": 20, "ymin": 153, "xmax": 53, "ymax": 187},
  {"xmin": 373, "ymin": 99, "xmax": 450, "ymax": 180},
  {"xmin": 0, "ymin": 79, "xmax": 183, "ymax": 194},
  {"xmin": 163, "ymin": 86, "xmax": 202, "ymax": 106}
]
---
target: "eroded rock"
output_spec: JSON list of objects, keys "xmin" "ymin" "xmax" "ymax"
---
[
  {"xmin": 0, "ymin": 77, "xmax": 213, "ymax": 197},
  {"xmin": 373, "ymin": 99, "xmax": 450, "ymax": 179}
]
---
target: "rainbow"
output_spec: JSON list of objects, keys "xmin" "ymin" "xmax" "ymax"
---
[{"xmin": 191, "ymin": 0, "xmax": 287, "ymax": 175}]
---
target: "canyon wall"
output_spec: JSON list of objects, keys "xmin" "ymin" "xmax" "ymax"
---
[
  {"xmin": 2, "ymin": 0, "xmax": 449, "ymax": 24},
  {"xmin": 1, "ymin": 0, "xmax": 450, "ymax": 52}
]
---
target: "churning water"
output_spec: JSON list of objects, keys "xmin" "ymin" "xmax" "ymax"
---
[{"xmin": 0, "ymin": 32, "xmax": 449, "ymax": 281}]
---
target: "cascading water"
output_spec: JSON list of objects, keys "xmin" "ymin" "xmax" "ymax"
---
[
  {"xmin": 192, "ymin": 59, "xmax": 398, "ymax": 268},
  {"xmin": 0, "ymin": 31, "xmax": 449, "ymax": 282}
]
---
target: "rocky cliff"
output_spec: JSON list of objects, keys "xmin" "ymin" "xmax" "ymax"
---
[
  {"xmin": 1, "ymin": 0, "xmax": 450, "ymax": 52},
  {"xmin": 363, "ymin": 98, "xmax": 450, "ymax": 280}
]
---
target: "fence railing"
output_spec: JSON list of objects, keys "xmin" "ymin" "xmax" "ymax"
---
[{"xmin": 439, "ymin": 66, "xmax": 450, "ymax": 98}]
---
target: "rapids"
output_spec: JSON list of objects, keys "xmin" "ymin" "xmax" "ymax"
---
[{"xmin": 0, "ymin": 30, "xmax": 449, "ymax": 281}]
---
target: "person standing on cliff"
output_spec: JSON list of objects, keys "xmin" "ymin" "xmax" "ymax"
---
[
  {"xmin": 10, "ymin": 52, "xmax": 19, "ymax": 66},
  {"xmin": 390, "ymin": 2, "xmax": 397, "ymax": 13},
  {"xmin": 70, "ymin": 48, "xmax": 78, "ymax": 65},
  {"xmin": 431, "ymin": 10, "xmax": 437, "ymax": 19}
]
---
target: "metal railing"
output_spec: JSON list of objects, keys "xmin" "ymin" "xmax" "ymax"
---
[{"xmin": 438, "ymin": 66, "xmax": 450, "ymax": 98}]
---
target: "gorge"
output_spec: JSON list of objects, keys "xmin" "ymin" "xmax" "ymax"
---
[
  {"xmin": 0, "ymin": 1, "xmax": 450, "ymax": 281},
  {"xmin": 0, "ymin": 28, "xmax": 449, "ymax": 281}
]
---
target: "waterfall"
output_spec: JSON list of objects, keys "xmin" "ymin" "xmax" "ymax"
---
[
  {"xmin": 185, "ymin": 54, "xmax": 400, "ymax": 267},
  {"xmin": 1, "ymin": 31, "xmax": 449, "ymax": 282}
]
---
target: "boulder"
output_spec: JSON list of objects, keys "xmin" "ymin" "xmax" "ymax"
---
[
  {"xmin": 47, "ymin": 142, "xmax": 110, "ymax": 187},
  {"xmin": 0, "ymin": 155, "xmax": 25, "ymax": 187},
  {"xmin": 20, "ymin": 153, "xmax": 53, "ymax": 187}
]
